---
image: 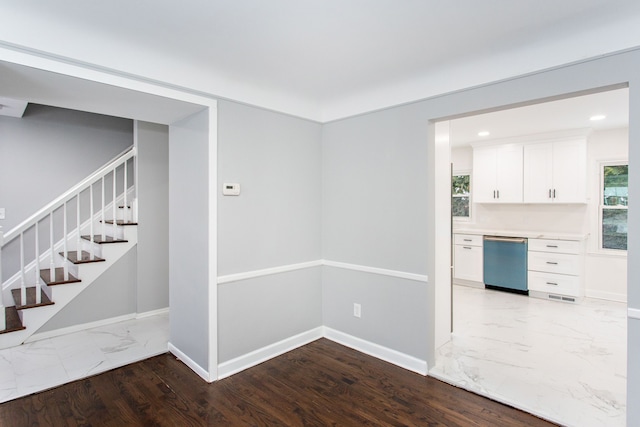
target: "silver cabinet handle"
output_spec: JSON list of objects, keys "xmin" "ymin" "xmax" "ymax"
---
[
  {"xmin": 497, "ymin": 190, "xmax": 500, "ymax": 199},
  {"xmin": 546, "ymin": 261, "xmax": 558, "ymax": 265},
  {"xmin": 463, "ymin": 239, "xmax": 472, "ymax": 242},
  {"xmin": 546, "ymin": 245, "xmax": 558, "ymax": 248},
  {"xmin": 493, "ymin": 190, "xmax": 496, "ymax": 199},
  {"xmin": 553, "ymin": 189, "xmax": 556, "ymax": 198},
  {"xmin": 463, "ymin": 246, "xmax": 473, "ymax": 249},
  {"xmin": 546, "ymin": 282, "xmax": 558, "ymax": 286},
  {"xmin": 549, "ymin": 189, "xmax": 552, "ymax": 198}
]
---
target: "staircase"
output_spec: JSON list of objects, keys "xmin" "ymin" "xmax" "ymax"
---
[{"xmin": 0, "ymin": 148, "xmax": 137, "ymax": 349}]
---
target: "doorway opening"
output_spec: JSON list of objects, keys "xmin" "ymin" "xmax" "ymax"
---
[{"xmin": 432, "ymin": 87, "xmax": 629, "ymax": 427}]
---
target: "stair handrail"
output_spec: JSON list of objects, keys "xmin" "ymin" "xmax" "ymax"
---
[{"xmin": 2, "ymin": 146, "xmax": 136, "ymax": 247}]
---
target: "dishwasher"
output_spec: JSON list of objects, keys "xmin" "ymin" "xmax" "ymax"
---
[{"xmin": 483, "ymin": 236, "xmax": 528, "ymax": 294}]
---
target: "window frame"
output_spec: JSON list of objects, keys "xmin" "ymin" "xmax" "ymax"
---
[
  {"xmin": 452, "ymin": 170, "xmax": 472, "ymax": 222},
  {"xmin": 599, "ymin": 161, "xmax": 628, "ymax": 252}
]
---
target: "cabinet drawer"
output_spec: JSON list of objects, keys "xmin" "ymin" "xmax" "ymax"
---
[
  {"xmin": 528, "ymin": 238, "xmax": 581, "ymax": 254},
  {"xmin": 528, "ymin": 271, "xmax": 580, "ymax": 296},
  {"xmin": 454, "ymin": 234, "xmax": 482, "ymax": 246},
  {"xmin": 528, "ymin": 251, "xmax": 581, "ymax": 276}
]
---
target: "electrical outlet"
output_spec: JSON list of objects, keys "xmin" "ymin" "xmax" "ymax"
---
[{"xmin": 353, "ymin": 303, "xmax": 361, "ymax": 318}]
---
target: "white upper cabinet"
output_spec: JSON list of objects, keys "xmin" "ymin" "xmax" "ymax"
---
[
  {"xmin": 473, "ymin": 144, "xmax": 523, "ymax": 203},
  {"xmin": 523, "ymin": 139, "xmax": 587, "ymax": 203}
]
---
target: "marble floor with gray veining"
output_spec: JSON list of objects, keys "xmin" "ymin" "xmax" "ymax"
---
[
  {"xmin": 430, "ymin": 285, "xmax": 627, "ymax": 427},
  {"xmin": 0, "ymin": 312, "xmax": 169, "ymax": 404}
]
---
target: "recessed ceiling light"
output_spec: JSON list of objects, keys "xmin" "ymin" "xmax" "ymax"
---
[
  {"xmin": 590, "ymin": 114, "xmax": 606, "ymax": 121},
  {"xmin": 478, "ymin": 131, "xmax": 490, "ymax": 137}
]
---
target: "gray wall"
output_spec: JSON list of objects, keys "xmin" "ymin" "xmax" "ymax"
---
[
  {"xmin": 218, "ymin": 268, "xmax": 322, "ymax": 362},
  {"xmin": 169, "ymin": 108, "xmax": 211, "ymax": 371},
  {"xmin": 217, "ymin": 100, "xmax": 322, "ymax": 362},
  {"xmin": 321, "ymin": 103, "xmax": 430, "ymax": 360},
  {"xmin": 0, "ymin": 104, "xmax": 133, "ymax": 230},
  {"xmin": 322, "ymin": 267, "xmax": 428, "ymax": 358},
  {"xmin": 321, "ymin": 49, "xmax": 640, "ymax": 424},
  {"xmin": 38, "ymin": 247, "xmax": 137, "ymax": 332},
  {"xmin": 135, "ymin": 121, "xmax": 169, "ymax": 313},
  {"xmin": 322, "ymin": 103, "xmax": 429, "ymax": 272},
  {"xmin": 217, "ymin": 100, "xmax": 322, "ymax": 275}
]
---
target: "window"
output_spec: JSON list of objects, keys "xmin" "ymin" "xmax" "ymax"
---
[
  {"xmin": 452, "ymin": 173, "xmax": 471, "ymax": 219},
  {"xmin": 601, "ymin": 163, "xmax": 628, "ymax": 251}
]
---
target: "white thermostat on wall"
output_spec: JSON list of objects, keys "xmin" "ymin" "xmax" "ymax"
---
[{"xmin": 222, "ymin": 183, "xmax": 241, "ymax": 196}]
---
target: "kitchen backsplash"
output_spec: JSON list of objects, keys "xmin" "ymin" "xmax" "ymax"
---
[{"xmin": 463, "ymin": 203, "xmax": 589, "ymax": 234}]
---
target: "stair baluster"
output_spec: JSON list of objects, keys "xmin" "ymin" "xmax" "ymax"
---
[
  {"xmin": 76, "ymin": 193, "xmax": 82, "ymax": 261},
  {"xmin": 19, "ymin": 233, "xmax": 26, "ymax": 309},
  {"xmin": 123, "ymin": 160, "xmax": 128, "ymax": 224},
  {"xmin": 49, "ymin": 213, "xmax": 55, "ymax": 280},
  {"xmin": 34, "ymin": 222, "xmax": 41, "ymax": 305},
  {"xmin": 112, "ymin": 167, "xmax": 117, "ymax": 236},
  {"xmin": 90, "ymin": 185, "xmax": 95, "ymax": 259},
  {"xmin": 63, "ymin": 203, "xmax": 69, "ymax": 281},
  {"xmin": 101, "ymin": 177, "xmax": 106, "ymax": 240}
]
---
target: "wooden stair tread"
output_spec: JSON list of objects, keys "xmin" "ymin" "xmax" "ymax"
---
[
  {"xmin": 40, "ymin": 268, "xmax": 81, "ymax": 286},
  {"xmin": 60, "ymin": 250, "xmax": 105, "ymax": 264},
  {"xmin": 103, "ymin": 220, "xmax": 138, "ymax": 226},
  {"xmin": 11, "ymin": 287, "xmax": 54, "ymax": 310},
  {"xmin": 81, "ymin": 235, "xmax": 128, "ymax": 244},
  {"xmin": 0, "ymin": 307, "xmax": 26, "ymax": 334}
]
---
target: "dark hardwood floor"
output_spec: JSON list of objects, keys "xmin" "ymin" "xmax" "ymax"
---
[{"xmin": 0, "ymin": 338, "xmax": 556, "ymax": 426}]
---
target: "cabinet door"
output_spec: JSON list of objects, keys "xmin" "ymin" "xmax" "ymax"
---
[
  {"xmin": 472, "ymin": 146, "xmax": 498, "ymax": 203},
  {"xmin": 524, "ymin": 143, "xmax": 554, "ymax": 203},
  {"xmin": 552, "ymin": 139, "xmax": 587, "ymax": 203},
  {"xmin": 454, "ymin": 244, "xmax": 483, "ymax": 282},
  {"xmin": 495, "ymin": 144, "xmax": 523, "ymax": 203}
]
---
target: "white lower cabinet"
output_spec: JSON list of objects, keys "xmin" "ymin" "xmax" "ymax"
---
[
  {"xmin": 453, "ymin": 234, "xmax": 483, "ymax": 283},
  {"xmin": 528, "ymin": 238, "xmax": 584, "ymax": 302}
]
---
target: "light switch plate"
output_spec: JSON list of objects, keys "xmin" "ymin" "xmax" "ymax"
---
[{"xmin": 0, "ymin": 208, "xmax": 5, "ymax": 220}]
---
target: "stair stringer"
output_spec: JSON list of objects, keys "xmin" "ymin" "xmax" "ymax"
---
[{"xmin": 0, "ymin": 226, "xmax": 137, "ymax": 349}]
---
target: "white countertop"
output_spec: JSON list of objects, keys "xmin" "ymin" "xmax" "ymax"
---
[{"xmin": 453, "ymin": 228, "xmax": 588, "ymax": 241}]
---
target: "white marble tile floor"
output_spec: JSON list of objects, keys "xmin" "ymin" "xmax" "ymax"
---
[
  {"xmin": 0, "ymin": 312, "xmax": 169, "ymax": 404},
  {"xmin": 430, "ymin": 285, "xmax": 626, "ymax": 427}
]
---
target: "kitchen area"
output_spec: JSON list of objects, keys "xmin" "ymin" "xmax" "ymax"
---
[{"xmin": 430, "ymin": 88, "xmax": 629, "ymax": 427}]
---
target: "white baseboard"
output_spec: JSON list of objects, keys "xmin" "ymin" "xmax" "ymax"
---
[
  {"xmin": 323, "ymin": 327, "xmax": 428, "ymax": 375},
  {"xmin": 453, "ymin": 279, "xmax": 484, "ymax": 289},
  {"xmin": 169, "ymin": 342, "xmax": 213, "ymax": 383},
  {"xmin": 217, "ymin": 327, "xmax": 323, "ymax": 380},
  {"xmin": 26, "ymin": 313, "xmax": 136, "ymax": 343},
  {"xmin": 585, "ymin": 289, "xmax": 627, "ymax": 303},
  {"xmin": 136, "ymin": 307, "xmax": 169, "ymax": 319},
  {"xmin": 25, "ymin": 308, "xmax": 170, "ymax": 343}
]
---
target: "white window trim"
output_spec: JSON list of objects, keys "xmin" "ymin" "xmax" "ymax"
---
[
  {"xmin": 599, "ymin": 160, "xmax": 628, "ymax": 253},
  {"xmin": 452, "ymin": 170, "xmax": 472, "ymax": 222}
]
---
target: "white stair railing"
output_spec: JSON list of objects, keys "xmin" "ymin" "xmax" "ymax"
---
[{"xmin": 0, "ymin": 147, "xmax": 136, "ymax": 309}]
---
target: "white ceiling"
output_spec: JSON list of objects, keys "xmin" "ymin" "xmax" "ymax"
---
[
  {"xmin": 1, "ymin": 1, "xmax": 640, "ymax": 121},
  {"xmin": 448, "ymin": 87, "xmax": 629, "ymax": 147}
]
